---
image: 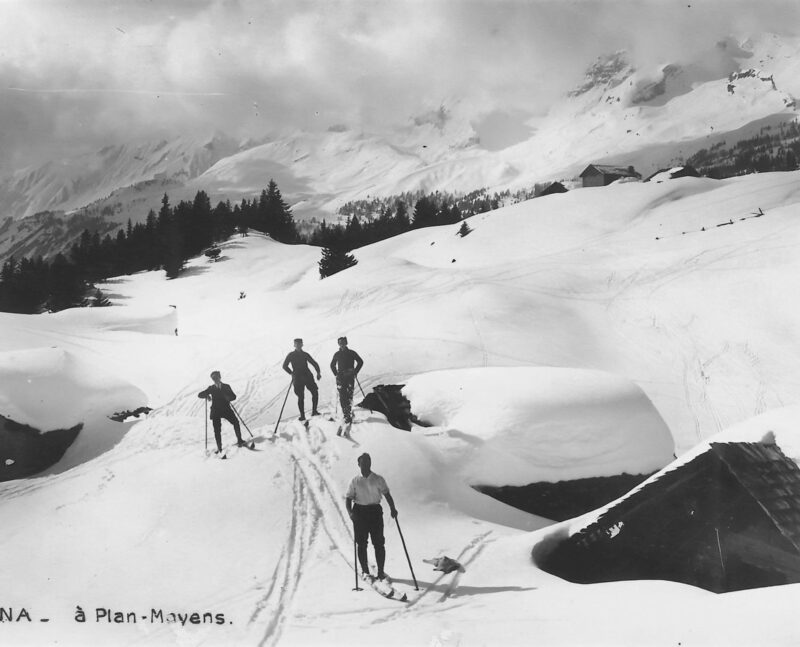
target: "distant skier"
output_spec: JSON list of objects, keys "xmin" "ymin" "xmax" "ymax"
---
[
  {"xmin": 282, "ymin": 338, "xmax": 322, "ymax": 421},
  {"xmin": 345, "ymin": 453, "xmax": 398, "ymax": 581},
  {"xmin": 330, "ymin": 336, "xmax": 364, "ymax": 425},
  {"xmin": 198, "ymin": 371, "xmax": 245, "ymax": 453}
]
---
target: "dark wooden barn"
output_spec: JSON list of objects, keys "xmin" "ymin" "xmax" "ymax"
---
[
  {"xmin": 580, "ymin": 164, "xmax": 642, "ymax": 188},
  {"xmin": 645, "ymin": 165, "xmax": 701, "ymax": 182},
  {"xmin": 535, "ymin": 438, "xmax": 800, "ymax": 593},
  {"xmin": 358, "ymin": 385, "xmax": 414, "ymax": 431},
  {"xmin": 539, "ymin": 181, "xmax": 568, "ymax": 196}
]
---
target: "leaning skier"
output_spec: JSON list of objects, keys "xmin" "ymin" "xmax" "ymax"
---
[
  {"xmin": 330, "ymin": 336, "xmax": 364, "ymax": 425},
  {"xmin": 282, "ymin": 338, "xmax": 322, "ymax": 421},
  {"xmin": 198, "ymin": 371, "xmax": 245, "ymax": 453},
  {"xmin": 345, "ymin": 453, "xmax": 398, "ymax": 580}
]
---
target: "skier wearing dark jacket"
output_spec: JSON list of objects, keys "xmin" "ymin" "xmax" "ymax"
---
[
  {"xmin": 198, "ymin": 371, "xmax": 244, "ymax": 452},
  {"xmin": 282, "ymin": 338, "xmax": 322, "ymax": 421},
  {"xmin": 330, "ymin": 336, "xmax": 364, "ymax": 424},
  {"xmin": 346, "ymin": 453, "xmax": 397, "ymax": 580}
]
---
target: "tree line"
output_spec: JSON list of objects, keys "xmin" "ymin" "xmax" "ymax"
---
[
  {"xmin": 312, "ymin": 195, "xmax": 468, "ymax": 278},
  {"xmin": 0, "ymin": 180, "xmax": 297, "ymax": 314},
  {"xmin": 313, "ymin": 183, "xmax": 560, "ymax": 278},
  {"xmin": 0, "ymin": 173, "xmax": 547, "ymax": 309},
  {"xmin": 687, "ymin": 120, "xmax": 800, "ymax": 179}
]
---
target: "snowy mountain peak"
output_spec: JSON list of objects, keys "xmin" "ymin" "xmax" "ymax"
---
[
  {"xmin": 4, "ymin": 33, "xmax": 800, "ymax": 266},
  {"xmin": 568, "ymin": 51, "xmax": 633, "ymax": 98},
  {"xmin": 0, "ymin": 133, "xmax": 242, "ymax": 222}
]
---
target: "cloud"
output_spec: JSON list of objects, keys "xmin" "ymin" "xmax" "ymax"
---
[{"xmin": 0, "ymin": 0, "xmax": 798, "ymax": 170}]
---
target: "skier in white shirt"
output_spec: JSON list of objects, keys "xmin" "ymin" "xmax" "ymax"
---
[{"xmin": 345, "ymin": 453, "xmax": 398, "ymax": 580}]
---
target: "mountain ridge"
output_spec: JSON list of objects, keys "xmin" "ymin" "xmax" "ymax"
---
[{"xmin": 1, "ymin": 32, "xmax": 799, "ymax": 264}]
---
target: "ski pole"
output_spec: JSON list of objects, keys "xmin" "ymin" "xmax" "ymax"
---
[
  {"xmin": 204, "ymin": 398, "xmax": 208, "ymax": 452},
  {"xmin": 355, "ymin": 375, "xmax": 367, "ymax": 398},
  {"xmin": 231, "ymin": 403, "xmax": 254, "ymax": 438},
  {"xmin": 394, "ymin": 516, "xmax": 419, "ymax": 590},
  {"xmin": 352, "ymin": 535, "xmax": 362, "ymax": 591},
  {"xmin": 328, "ymin": 382, "xmax": 339, "ymax": 422},
  {"xmin": 272, "ymin": 380, "xmax": 293, "ymax": 436}
]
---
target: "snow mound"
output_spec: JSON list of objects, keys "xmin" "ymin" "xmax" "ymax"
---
[
  {"xmin": 51, "ymin": 304, "xmax": 178, "ymax": 335},
  {"xmin": 0, "ymin": 347, "xmax": 147, "ymax": 471},
  {"xmin": 0, "ymin": 347, "xmax": 145, "ymax": 431},
  {"xmin": 403, "ymin": 367, "xmax": 675, "ymax": 486}
]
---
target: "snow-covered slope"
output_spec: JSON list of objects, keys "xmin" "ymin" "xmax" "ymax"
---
[{"xmin": 2, "ymin": 168, "xmax": 800, "ymax": 644}]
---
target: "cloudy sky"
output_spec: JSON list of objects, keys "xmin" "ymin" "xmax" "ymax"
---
[{"xmin": 0, "ymin": 0, "xmax": 798, "ymax": 172}]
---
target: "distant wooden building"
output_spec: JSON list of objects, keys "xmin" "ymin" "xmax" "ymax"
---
[
  {"xmin": 580, "ymin": 164, "xmax": 642, "ymax": 187},
  {"xmin": 540, "ymin": 181, "xmax": 568, "ymax": 196},
  {"xmin": 645, "ymin": 165, "xmax": 701, "ymax": 182},
  {"xmin": 536, "ymin": 439, "xmax": 800, "ymax": 593}
]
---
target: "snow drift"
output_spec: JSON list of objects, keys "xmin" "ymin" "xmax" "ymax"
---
[
  {"xmin": 403, "ymin": 367, "xmax": 675, "ymax": 486},
  {"xmin": 0, "ymin": 347, "xmax": 147, "ymax": 477}
]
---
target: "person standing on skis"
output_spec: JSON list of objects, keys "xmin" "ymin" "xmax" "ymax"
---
[
  {"xmin": 330, "ymin": 336, "xmax": 364, "ymax": 425},
  {"xmin": 345, "ymin": 453, "xmax": 398, "ymax": 581},
  {"xmin": 198, "ymin": 370, "xmax": 245, "ymax": 453},
  {"xmin": 282, "ymin": 338, "xmax": 322, "ymax": 421}
]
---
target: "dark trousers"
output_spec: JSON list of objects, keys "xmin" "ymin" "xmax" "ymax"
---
[
  {"xmin": 337, "ymin": 375, "xmax": 355, "ymax": 423},
  {"xmin": 293, "ymin": 373, "xmax": 318, "ymax": 417},
  {"xmin": 353, "ymin": 504, "xmax": 385, "ymax": 575},
  {"xmin": 212, "ymin": 409, "xmax": 242, "ymax": 451}
]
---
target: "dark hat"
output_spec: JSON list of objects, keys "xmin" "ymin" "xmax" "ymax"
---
[
  {"xmin": 210, "ymin": 370, "xmax": 221, "ymax": 379},
  {"xmin": 294, "ymin": 338, "xmax": 303, "ymax": 344},
  {"xmin": 338, "ymin": 336, "xmax": 348, "ymax": 345}
]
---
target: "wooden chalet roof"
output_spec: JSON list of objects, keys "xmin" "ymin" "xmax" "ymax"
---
[
  {"xmin": 711, "ymin": 441, "xmax": 800, "ymax": 553},
  {"xmin": 571, "ymin": 440, "xmax": 800, "ymax": 551},
  {"xmin": 580, "ymin": 164, "xmax": 641, "ymax": 178},
  {"xmin": 541, "ymin": 181, "xmax": 568, "ymax": 195}
]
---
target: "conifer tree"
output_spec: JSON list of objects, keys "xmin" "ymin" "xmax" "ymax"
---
[
  {"xmin": 46, "ymin": 253, "xmax": 86, "ymax": 311},
  {"xmin": 262, "ymin": 178, "xmax": 298, "ymax": 242},
  {"xmin": 394, "ymin": 201, "xmax": 410, "ymax": 232},
  {"xmin": 319, "ymin": 246, "xmax": 358, "ymax": 278},
  {"xmin": 412, "ymin": 196, "xmax": 438, "ymax": 229}
]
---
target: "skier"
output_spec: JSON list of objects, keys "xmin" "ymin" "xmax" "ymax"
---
[
  {"xmin": 345, "ymin": 453, "xmax": 398, "ymax": 581},
  {"xmin": 197, "ymin": 371, "xmax": 245, "ymax": 453},
  {"xmin": 282, "ymin": 338, "xmax": 322, "ymax": 421},
  {"xmin": 330, "ymin": 336, "xmax": 364, "ymax": 425}
]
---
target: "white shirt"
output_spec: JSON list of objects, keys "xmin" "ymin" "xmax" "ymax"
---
[{"xmin": 346, "ymin": 472, "xmax": 390, "ymax": 505}]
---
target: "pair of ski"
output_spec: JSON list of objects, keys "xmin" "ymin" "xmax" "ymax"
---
[
  {"xmin": 336, "ymin": 421, "xmax": 353, "ymax": 440},
  {"xmin": 212, "ymin": 438, "xmax": 257, "ymax": 460},
  {"xmin": 359, "ymin": 572, "xmax": 408, "ymax": 602},
  {"xmin": 287, "ymin": 415, "xmax": 354, "ymax": 441}
]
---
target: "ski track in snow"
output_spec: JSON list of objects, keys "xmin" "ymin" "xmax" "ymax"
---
[
  {"xmin": 241, "ymin": 414, "xmax": 493, "ymax": 640},
  {"xmin": 247, "ymin": 417, "xmax": 376, "ymax": 644},
  {"xmin": 247, "ymin": 461, "xmax": 316, "ymax": 647}
]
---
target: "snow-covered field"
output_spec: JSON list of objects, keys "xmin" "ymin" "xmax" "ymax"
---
[{"xmin": 2, "ymin": 171, "xmax": 800, "ymax": 645}]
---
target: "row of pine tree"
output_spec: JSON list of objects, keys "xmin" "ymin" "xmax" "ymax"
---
[
  {"xmin": 0, "ymin": 180, "xmax": 297, "ymax": 314},
  {"xmin": 0, "ymin": 177, "xmax": 485, "ymax": 312}
]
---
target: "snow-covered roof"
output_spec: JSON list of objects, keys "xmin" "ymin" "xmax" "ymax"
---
[{"xmin": 580, "ymin": 163, "xmax": 641, "ymax": 178}]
